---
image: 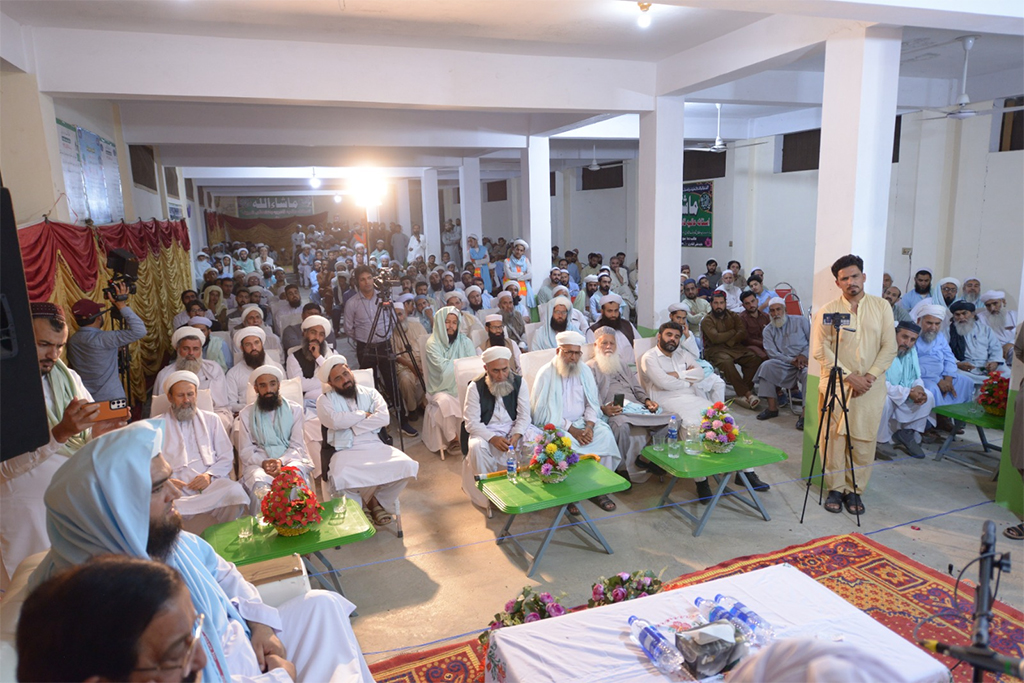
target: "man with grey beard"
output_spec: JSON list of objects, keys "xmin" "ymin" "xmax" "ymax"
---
[
  {"xmin": 586, "ymin": 327, "xmax": 667, "ymax": 484},
  {"xmin": 877, "ymin": 321, "xmax": 934, "ymax": 459},
  {"xmin": 961, "ymin": 277, "xmax": 982, "ymax": 304},
  {"xmin": 152, "ymin": 371, "xmax": 247, "ymax": 534},
  {"xmin": 753, "ymin": 298, "xmax": 810, "ymax": 428},
  {"xmin": 978, "ymin": 290, "xmax": 1018, "ymax": 366},
  {"xmin": 913, "ymin": 303, "xmax": 973, "ymax": 433},
  {"xmin": 948, "ymin": 300, "xmax": 1007, "ymax": 380},
  {"xmin": 496, "ymin": 290, "xmax": 528, "ymax": 350},
  {"xmin": 461, "ymin": 346, "xmax": 539, "ymax": 512},
  {"xmin": 153, "ymin": 326, "xmax": 231, "ymax": 430}
]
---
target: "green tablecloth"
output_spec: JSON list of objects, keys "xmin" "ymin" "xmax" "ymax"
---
[
  {"xmin": 478, "ymin": 458, "xmax": 629, "ymax": 515},
  {"xmin": 933, "ymin": 402, "xmax": 1006, "ymax": 431},
  {"xmin": 643, "ymin": 439, "xmax": 788, "ymax": 479},
  {"xmin": 201, "ymin": 497, "xmax": 375, "ymax": 566}
]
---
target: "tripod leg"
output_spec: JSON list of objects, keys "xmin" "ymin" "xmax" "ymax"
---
[{"xmin": 801, "ymin": 369, "xmax": 836, "ymax": 523}]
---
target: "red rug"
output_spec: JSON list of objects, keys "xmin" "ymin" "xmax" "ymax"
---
[{"xmin": 369, "ymin": 533, "xmax": 1023, "ymax": 683}]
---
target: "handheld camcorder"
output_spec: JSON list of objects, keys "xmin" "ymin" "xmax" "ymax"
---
[{"xmin": 103, "ymin": 248, "xmax": 139, "ymax": 302}]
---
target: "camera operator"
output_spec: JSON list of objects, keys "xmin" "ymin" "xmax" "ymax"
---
[
  {"xmin": 66, "ymin": 281, "xmax": 147, "ymax": 402},
  {"xmin": 344, "ymin": 265, "xmax": 403, "ymax": 424}
]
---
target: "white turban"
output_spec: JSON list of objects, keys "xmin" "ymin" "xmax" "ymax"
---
[
  {"xmin": 750, "ymin": 266, "xmax": 764, "ymax": 274},
  {"xmin": 963, "ymin": 277, "xmax": 980, "ymax": 285},
  {"xmin": 592, "ymin": 326, "xmax": 617, "ymax": 339},
  {"xmin": 915, "ymin": 267, "xmax": 933, "ymax": 277},
  {"xmin": 162, "ymin": 370, "xmax": 199, "ymax": 396},
  {"xmin": 301, "ymin": 315, "xmax": 333, "ymax": 337},
  {"xmin": 513, "ymin": 239, "xmax": 529, "ymax": 248},
  {"xmin": 937, "ymin": 277, "xmax": 960, "ymax": 289},
  {"xmin": 552, "ymin": 286, "xmax": 569, "ymax": 297},
  {"xmin": 240, "ymin": 304, "xmax": 264, "ymax": 321},
  {"xmin": 485, "ymin": 314, "xmax": 503, "ymax": 324},
  {"xmin": 583, "ymin": 274, "xmax": 599, "ymax": 284},
  {"xmin": 915, "ymin": 303, "xmax": 947, "ymax": 322},
  {"xmin": 316, "ymin": 354, "xmax": 349, "ymax": 383},
  {"xmin": 395, "ymin": 293, "xmax": 415, "ymax": 303},
  {"xmin": 768, "ymin": 296, "xmax": 787, "ymax": 308},
  {"xmin": 550, "ymin": 266, "xmax": 561, "ymax": 274},
  {"xmin": 496, "ymin": 291, "xmax": 513, "ymax": 302},
  {"xmin": 481, "ymin": 346, "xmax": 512, "ymax": 364},
  {"xmin": 556, "ymin": 330, "xmax": 586, "ymax": 347},
  {"xmin": 248, "ymin": 364, "xmax": 284, "ymax": 386},
  {"xmin": 446, "ymin": 290, "xmax": 468, "ymax": 307},
  {"xmin": 599, "ymin": 293, "xmax": 623, "ymax": 307},
  {"xmin": 979, "ymin": 290, "xmax": 1005, "ymax": 303},
  {"xmin": 233, "ymin": 326, "xmax": 266, "ymax": 350},
  {"xmin": 667, "ymin": 302, "xmax": 685, "ymax": 313},
  {"xmin": 188, "ymin": 316, "xmax": 211, "ymax": 328},
  {"xmin": 465, "ymin": 285, "xmax": 482, "ymax": 296},
  {"xmin": 550, "ymin": 296, "xmax": 571, "ymax": 312},
  {"xmin": 171, "ymin": 326, "xmax": 205, "ymax": 347},
  {"xmin": 247, "ymin": 285, "xmax": 263, "ymax": 293}
]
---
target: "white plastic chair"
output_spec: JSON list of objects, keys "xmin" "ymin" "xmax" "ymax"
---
[
  {"xmin": 580, "ymin": 342, "xmax": 596, "ymax": 363},
  {"xmin": 520, "ymin": 347, "xmax": 557, "ymax": 391},
  {"xmin": 524, "ymin": 322, "xmax": 542, "ymax": 349},
  {"xmin": 417, "ymin": 334, "xmax": 446, "ymax": 461},
  {"xmin": 470, "ymin": 328, "xmax": 488, "ymax": 349},
  {"xmin": 454, "ymin": 356, "xmax": 485, "ymax": 414},
  {"xmin": 632, "ymin": 336, "xmax": 657, "ymax": 369}
]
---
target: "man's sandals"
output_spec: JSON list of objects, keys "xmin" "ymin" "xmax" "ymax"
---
[
  {"xmin": 1005, "ymin": 523, "xmax": 1024, "ymax": 541},
  {"xmin": 567, "ymin": 496, "xmax": 616, "ymax": 515},
  {"xmin": 824, "ymin": 490, "xmax": 864, "ymax": 515},
  {"xmin": 367, "ymin": 502, "xmax": 394, "ymax": 526}
]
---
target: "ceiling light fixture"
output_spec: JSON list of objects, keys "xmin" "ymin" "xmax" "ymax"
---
[
  {"xmin": 333, "ymin": 193, "xmax": 342, "ymax": 203},
  {"xmin": 637, "ymin": 2, "xmax": 652, "ymax": 29},
  {"xmin": 309, "ymin": 168, "xmax": 321, "ymax": 189}
]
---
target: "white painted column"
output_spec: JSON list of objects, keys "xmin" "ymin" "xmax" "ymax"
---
[
  {"xmin": 508, "ymin": 177, "xmax": 521, "ymax": 241},
  {"xmin": 521, "ymin": 136, "xmax": 552, "ymax": 292},
  {"xmin": 421, "ymin": 168, "xmax": 441, "ymax": 262},
  {"xmin": 396, "ymin": 179, "xmax": 412, "ymax": 234},
  {"xmin": 459, "ymin": 158, "xmax": 482, "ymax": 266},
  {"xmin": 637, "ymin": 95, "xmax": 685, "ymax": 331}
]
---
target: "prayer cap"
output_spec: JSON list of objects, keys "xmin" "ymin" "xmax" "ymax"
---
[
  {"xmin": 768, "ymin": 296, "xmax": 786, "ymax": 308},
  {"xmin": 599, "ymin": 293, "xmax": 623, "ymax": 307},
  {"xmin": 550, "ymin": 295, "xmax": 571, "ymax": 311},
  {"xmin": 316, "ymin": 354, "xmax": 349, "ymax": 383},
  {"xmin": 949, "ymin": 300, "xmax": 975, "ymax": 313},
  {"xmin": 171, "ymin": 326, "xmax": 205, "ymax": 347},
  {"xmin": 162, "ymin": 370, "xmax": 200, "ymax": 395},
  {"xmin": 446, "ymin": 290, "xmax": 468, "ymax": 306},
  {"xmin": 485, "ymin": 314, "xmax": 503, "ymax": 324},
  {"xmin": 555, "ymin": 330, "xmax": 586, "ymax": 347},
  {"xmin": 896, "ymin": 321, "xmax": 922, "ymax": 334},
  {"xmin": 937, "ymin": 277, "xmax": 960, "ymax": 289},
  {"xmin": 553, "ymin": 285, "xmax": 570, "ymax": 296},
  {"xmin": 240, "ymin": 304, "xmax": 264, "ymax": 321},
  {"xmin": 598, "ymin": 272, "xmax": 612, "ymax": 280},
  {"xmin": 395, "ymin": 293, "xmax": 415, "ymax": 303},
  {"xmin": 301, "ymin": 315, "xmax": 332, "ymax": 337},
  {"xmin": 30, "ymin": 301, "xmax": 66, "ymax": 323},
  {"xmin": 496, "ymin": 291, "xmax": 513, "ymax": 302},
  {"xmin": 465, "ymin": 285, "xmax": 482, "ymax": 296},
  {"xmin": 71, "ymin": 299, "xmax": 104, "ymax": 320},
  {"xmin": 550, "ymin": 265, "xmax": 561, "ymax": 273},
  {"xmin": 584, "ymin": 274, "xmax": 599, "ymax": 284},
  {"xmin": 682, "ymin": 278, "xmax": 696, "ymax": 286},
  {"xmin": 750, "ymin": 266, "xmax": 764, "ymax": 273},
  {"xmin": 667, "ymin": 302, "xmax": 685, "ymax": 313},
  {"xmin": 559, "ymin": 269, "xmax": 569, "ymax": 275},
  {"xmin": 963, "ymin": 277, "xmax": 980, "ymax": 285},
  {"xmin": 914, "ymin": 267, "xmax": 933, "ymax": 277},
  {"xmin": 414, "ymin": 294, "xmax": 428, "ymax": 301},
  {"xmin": 188, "ymin": 316, "xmax": 211, "ymax": 328},
  {"xmin": 233, "ymin": 326, "xmax": 266, "ymax": 349},
  {"xmin": 481, "ymin": 346, "xmax": 512, "ymax": 364},
  {"xmin": 979, "ymin": 290, "xmax": 1005, "ymax": 303},
  {"xmin": 504, "ymin": 281, "xmax": 520, "ymax": 291},
  {"xmin": 247, "ymin": 285, "xmax": 263, "ymax": 293},
  {"xmin": 249, "ymin": 364, "xmax": 284, "ymax": 386},
  {"xmin": 442, "ymin": 270, "xmax": 455, "ymax": 278},
  {"xmin": 238, "ymin": 247, "xmax": 249, "ymax": 254},
  {"xmin": 914, "ymin": 303, "xmax": 947, "ymax": 322},
  {"xmin": 592, "ymin": 326, "xmax": 617, "ymax": 339},
  {"xmin": 468, "ymin": 233, "xmax": 480, "ymax": 240},
  {"xmin": 513, "ymin": 239, "xmax": 529, "ymax": 248}
]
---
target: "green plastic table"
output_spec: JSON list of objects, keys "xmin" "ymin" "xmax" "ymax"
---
[
  {"xmin": 202, "ymin": 497, "xmax": 374, "ymax": 596},
  {"xmin": 932, "ymin": 403, "xmax": 1004, "ymax": 472},
  {"xmin": 477, "ymin": 458, "xmax": 629, "ymax": 577},
  {"xmin": 643, "ymin": 439, "xmax": 788, "ymax": 537}
]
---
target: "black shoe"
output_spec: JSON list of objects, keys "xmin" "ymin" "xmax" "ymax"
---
[
  {"xmin": 795, "ymin": 416, "xmax": 804, "ymax": 431},
  {"xmin": 756, "ymin": 408, "xmax": 779, "ymax": 421},
  {"xmin": 400, "ymin": 421, "xmax": 419, "ymax": 437},
  {"xmin": 640, "ymin": 458, "xmax": 666, "ymax": 476},
  {"xmin": 736, "ymin": 472, "xmax": 769, "ymax": 491},
  {"xmin": 695, "ymin": 479, "xmax": 713, "ymax": 505},
  {"xmin": 892, "ymin": 429, "xmax": 926, "ymax": 459},
  {"xmin": 824, "ymin": 490, "xmax": 844, "ymax": 513}
]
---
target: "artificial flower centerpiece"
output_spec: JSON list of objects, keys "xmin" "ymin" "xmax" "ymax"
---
[
  {"xmin": 978, "ymin": 371, "xmax": 1009, "ymax": 417},
  {"xmin": 700, "ymin": 402, "xmax": 738, "ymax": 454},
  {"xmin": 530, "ymin": 423, "xmax": 581, "ymax": 483},
  {"xmin": 588, "ymin": 570, "xmax": 664, "ymax": 608},
  {"xmin": 480, "ymin": 587, "xmax": 568, "ymax": 682},
  {"xmin": 260, "ymin": 466, "xmax": 323, "ymax": 536}
]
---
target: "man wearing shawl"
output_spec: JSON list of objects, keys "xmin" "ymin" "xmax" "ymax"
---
[
  {"xmin": 530, "ymin": 331, "xmax": 622, "ymax": 512},
  {"xmin": 913, "ymin": 303, "xmax": 974, "ymax": 425},
  {"xmin": 978, "ymin": 290, "xmax": 1018, "ymax": 366},
  {"xmin": 585, "ymin": 294, "xmax": 640, "ymax": 371},
  {"xmin": 239, "ymin": 364, "xmax": 312, "ymax": 497},
  {"xmin": 461, "ymin": 346, "xmax": 539, "ymax": 510},
  {"xmin": 423, "ymin": 306, "xmax": 478, "ymax": 453},
  {"xmin": 949, "ymin": 300, "xmax": 1008, "ymax": 381},
  {"xmin": 877, "ymin": 322, "xmax": 934, "ymax": 459},
  {"xmin": 680, "ymin": 278, "xmax": 711, "ymax": 339},
  {"xmin": 753, "ymin": 298, "xmax": 811, "ymax": 426},
  {"xmin": 152, "ymin": 371, "xmax": 248, "ymax": 533},
  {"xmin": 0, "ymin": 303, "xmax": 124, "ymax": 588},
  {"xmin": 503, "ymin": 239, "xmax": 535, "ymax": 308},
  {"xmin": 937, "ymin": 277, "xmax": 961, "ymax": 309},
  {"xmin": 227, "ymin": 326, "xmax": 283, "ymax": 413},
  {"xmin": 497, "ymin": 291, "xmax": 528, "ymax": 350},
  {"xmin": 533, "ymin": 296, "xmax": 579, "ymax": 351},
  {"xmin": 29, "ymin": 420, "xmax": 373, "ymax": 682},
  {"xmin": 155, "ymin": 326, "xmax": 232, "ymax": 430}
]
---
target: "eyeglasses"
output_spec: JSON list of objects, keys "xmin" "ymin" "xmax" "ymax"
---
[{"xmin": 132, "ymin": 613, "xmax": 205, "ymax": 680}]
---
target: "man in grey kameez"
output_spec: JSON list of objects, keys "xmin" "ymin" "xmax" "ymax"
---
[
  {"xmin": 586, "ymin": 327, "xmax": 669, "ymax": 484},
  {"xmin": 754, "ymin": 298, "xmax": 810, "ymax": 429}
]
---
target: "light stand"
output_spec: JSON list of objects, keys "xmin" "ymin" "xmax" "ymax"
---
[{"xmin": 800, "ymin": 314, "xmax": 860, "ymax": 526}]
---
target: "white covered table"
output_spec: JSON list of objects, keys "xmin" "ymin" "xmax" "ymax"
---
[{"xmin": 486, "ymin": 563, "xmax": 947, "ymax": 683}]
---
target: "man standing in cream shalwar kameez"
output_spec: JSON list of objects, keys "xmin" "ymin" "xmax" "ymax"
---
[
  {"xmin": 877, "ymin": 322, "xmax": 935, "ymax": 459},
  {"xmin": 530, "ymin": 330, "xmax": 622, "ymax": 512},
  {"xmin": 812, "ymin": 255, "xmax": 897, "ymax": 516},
  {"xmin": 317, "ymin": 355, "xmax": 419, "ymax": 527},
  {"xmin": 153, "ymin": 371, "xmax": 248, "ymax": 534},
  {"xmin": 423, "ymin": 306, "xmax": 478, "ymax": 453}
]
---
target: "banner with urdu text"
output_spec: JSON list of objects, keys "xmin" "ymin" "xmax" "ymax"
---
[{"xmin": 681, "ymin": 181, "xmax": 713, "ymax": 248}]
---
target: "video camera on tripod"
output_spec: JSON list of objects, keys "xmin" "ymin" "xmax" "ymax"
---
[
  {"xmin": 102, "ymin": 248, "xmax": 139, "ymax": 302},
  {"xmin": 822, "ymin": 312, "xmax": 851, "ymax": 328},
  {"xmin": 372, "ymin": 272, "xmax": 399, "ymax": 301}
]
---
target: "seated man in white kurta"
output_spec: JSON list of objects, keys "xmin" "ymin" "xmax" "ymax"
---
[
  {"xmin": 532, "ymin": 296, "xmax": 581, "ymax": 351},
  {"xmin": 530, "ymin": 330, "xmax": 622, "ymax": 513},
  {"xmin": 154, "ymin": 326, "xmax": 232, "ymax": 431},
  {"xmin": 948, "ymin": 300, "xmax": 1009, "ymax": 382},
  {"xmin": 154, "ymin": 371, "xmax": 248, "ymax": 534},
  {"xmin": 461, "ymin": 346, "xmax": 540, "ymax": 511},
  {"xmin": 285, "ymin": 314, "xmax": 336, "ymax": 474},
  {"xmin": 233, "ymin": 304, "xmax": 284, "ymax": 365},
  {"xmin": 878, "ymin": 321, "xmax": 935, "ymax": 459},
  {"xmin": 225, "ymin": 326, "xmax": 283, "ymax": 414},
  {"xmin": 238, "ymin": 364, "xmax": 313, "ymax": 502},
  {"xmin": 668, "ymin": 305, "xmax": 725, "ymax": 403},
  {"xmin": 977, "ymin": 290, "xmax": 1018, "ymax": 366},
  {"xmin": 753, "ymin": 297, "xmax": 811, "ymax": 427},
  {"xmin": 316, "ymin": 355, "xmax": 419, "ymax": 527},
  {"xmin": 423, "ymin": 306, "xmax": 478, "ymax": 453}
]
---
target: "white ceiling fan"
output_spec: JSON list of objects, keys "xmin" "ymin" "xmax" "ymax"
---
[
  {"xmin": 923, "ymin": 35, "xmax": 1024, "ymax": 121},
  {"xmin": 684, "ymin": 103, "xmax": 767, "ymax": 153},
  {"xmin": 587, "ymin": 145, "xmax": 623, "ymax": 171}
]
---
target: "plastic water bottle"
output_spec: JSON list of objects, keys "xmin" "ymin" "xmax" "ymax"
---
[
  {"xmin": 506, "ymin": 444, "xmax": 518, "ymax": 484},
  {"xmin": 666, "ymin": 415, "xmax": 680, "ymax": 459},
  {"xmin": 714, "ymin": 594, "xmax": 775, "ymax": 639},
  {"xmin": 628, "ymin": 616, "xmax": 684, "ymax": 674},
  {"xmin": 693, "ymin": 597, "xmax": 759, "ymax": 643}
]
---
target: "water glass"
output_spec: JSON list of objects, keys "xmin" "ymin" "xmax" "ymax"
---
[
  {"xmin": 684, "ymin": 422, "xmax": 703, "ymax": 455},
  {"xmin": 518, "ymin": 443, "xmax": 533, "ymax": 479},
  {"xmin": 652, "ymin": 431, "xmax": 666, "ymax": 451},
  {"xmin": 237, "ymin": 517, "xmax": 253, "ymax": 542},
  {"xmin": 335, "ymin": 493, "xmax": 349, "ymax": 524}
]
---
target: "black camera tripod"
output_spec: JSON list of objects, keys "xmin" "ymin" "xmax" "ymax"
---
[{"xmin": 800, "ymin": 313, "xmax": 861, "ymax": 527}]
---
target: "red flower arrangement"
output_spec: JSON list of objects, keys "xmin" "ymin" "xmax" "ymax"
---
[
  {"xmin": 260, "ymin": 466, "xmax": 323, "ymax": 536},
  {"xmin": 978, "ymin": 371, "xmax": 1009, "ymax": 417}
]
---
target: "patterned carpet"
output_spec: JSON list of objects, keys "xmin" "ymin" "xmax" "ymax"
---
[{"xmin": 369, "ymin": 533, "xmax": 1023, "ymax": 683}]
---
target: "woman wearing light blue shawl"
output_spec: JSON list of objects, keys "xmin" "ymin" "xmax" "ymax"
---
[
  {"xmin": 30, "ymin": 420, "xmax": 373, "ymax": 683},
  {"xmin": 422, "ymin": 306, "xmax": 477, "ymax": 453}
]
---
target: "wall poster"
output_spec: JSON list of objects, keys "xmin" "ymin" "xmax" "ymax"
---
[
  {"xmin": 56, "ymin": 118, "xmax": 124, "ymax": 224},
  {"xmin": 237, "ymin": 195, "xmax": 314, "ymax": 219},
  {"xmin": 681, "ymin": 181, "xmax": 713, "ymax": 248}
]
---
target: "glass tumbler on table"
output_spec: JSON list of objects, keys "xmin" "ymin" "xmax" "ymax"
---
[
  {"xmin": 684, "ymin": 421, "xmax": 702, "ymax": 455},
  {"xmin": 237, "ymin": 517, "xmax": 253, "ymax": 542},
  {"xmin": 652, "ymin": 431, "xmax": 666, "ymax": 452}
]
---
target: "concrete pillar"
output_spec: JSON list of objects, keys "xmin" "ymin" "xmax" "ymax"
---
[
  {"xmin": 396, "ymin": 178, "xmax": 412, "ymax": 234},
  {"xmin": 521, "ymin": 136, "xmax": 552, "ymax": 292},
  {"xmin": 508, "ymin": 177, "xmax": 521, "ymax": 241},
  {"xmin": 637, "ymin": 95, "xmax": 685, "ymax": 331},
  {"xmin": 459, "ymin": 157, "xmax": 482, "ymax": 266},
  {"xmin": 802, "ymin": 25, "xmax": 902, "ymax": 475},
  {"xmin": 995, "ymin": 260, "xmax": 1023, "ymax": 515},
  {"xmin": 421, "ymin": 168, "xmax": 441, "ymax": 262}
]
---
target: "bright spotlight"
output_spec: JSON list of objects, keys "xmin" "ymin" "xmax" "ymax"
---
[
  {"xmin": 309, "ymin": 167, "xmax": 321, "ymax": 189},
  {"xmin": 637, "ymin": 2, "xmax": 652, "ymax": 28},
  {"xmin": 333, "ymin": 193, "xmax": 342, "ymax": 203},
  {"xmin": 351, "ymin": 170, "xmax": 387, "ymax": 207}
]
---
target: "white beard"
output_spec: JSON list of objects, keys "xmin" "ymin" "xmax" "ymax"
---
[
  {"xmin": 962, "ymin": 292, "xmax": 979, "ymax": 304},
  {"xmin": 553, "ymin": 354, "xmax": 581, "ymax": 379},
  {"xmin": 486, "ymin": 377, "xmax": 514, "ymax": 397},
  {"xmin": 953, "ymin": 320, "xmax": 975, "ymax": 336},
  {"xmin": 172, "ymin": 404, "xmax": 196, "ymax": 422},
  {"xmin": 985, "ymin": 310, "xmax": 1007, "ymax": 332},
  {"xmin": 594, "ymin": 350, "xmax": 622, "ymax": 376},
  {"xmin": 921, "ymin": 330, "xmax": 938, "ymax": 343},
  {"xmin": 175, "ymin": 357, "xmax": 203, "ymax": 374},
  {"xmin": 771, "ymin": 316, "xmax": 786, "ymax": 329}
]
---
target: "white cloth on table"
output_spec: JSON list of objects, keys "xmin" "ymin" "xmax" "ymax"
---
[
  {"xmin": 152, "ymin": 410, "xmax": 248, "ymax": 518},
  {"xmin": 638, "ymin": 345, "xmax": 708, "ymax": 423},
  {"xmin": 154, "ymin": 359, "xmax": 232, "ymax": 430},
  {"xmin": 226, "ymin": 359, "xmax": 284, "ymax": 414},
  {"xmin": 238, "ymin": 399, "xmax": 313, "ymax": 495}
]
